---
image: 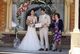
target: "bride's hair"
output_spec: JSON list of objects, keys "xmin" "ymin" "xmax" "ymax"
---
[{"xmin": 29, "ymin": 8, "xmax": 36, "ymax": 16}]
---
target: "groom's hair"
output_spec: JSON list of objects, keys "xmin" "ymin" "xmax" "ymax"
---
[{"xmin": 40, "ymin": 7, "xmax": 46, "ymax": 11}]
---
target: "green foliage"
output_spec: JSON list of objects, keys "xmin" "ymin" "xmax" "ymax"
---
[{"xmin": 16, "ymin": 0, "xmax": 25, "ymax": 8}]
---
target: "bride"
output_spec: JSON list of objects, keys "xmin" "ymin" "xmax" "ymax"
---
[{"xmin": 18, "ymin": 9, "xmax": 41, "ymax": 51}]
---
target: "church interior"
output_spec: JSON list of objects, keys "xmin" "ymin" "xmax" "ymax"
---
[{"xmin": 0, "ymin": 0, "xmax": 80, "ymax": 54}]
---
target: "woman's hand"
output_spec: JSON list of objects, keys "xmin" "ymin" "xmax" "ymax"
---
[{"xmin": 26, "ymin": 19, "xmax": 33, "ymax": 25}]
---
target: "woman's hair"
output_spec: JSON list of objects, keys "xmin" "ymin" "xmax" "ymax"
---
[
  {"xmin": 54, "ymin": 13, "xmax": 60, "ymax": 18},
  {"xmin": 30, "ymin": 8, "xmax": 35, "ymax": 12},
  {"xmin": 29, "ymin": 8, "xmax": 35, "ymax": 16}
]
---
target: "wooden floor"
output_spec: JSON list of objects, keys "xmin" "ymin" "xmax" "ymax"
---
[{"xmin": 0, "ymin": 47, "xmax": 69, "ymax": 54}]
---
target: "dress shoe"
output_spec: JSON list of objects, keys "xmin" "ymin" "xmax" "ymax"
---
[
  {"xmin": 39, "ymin": 48, "xmax": 44, "ymax": 51},
  {"xmin": 52, "ymin": 48, "xmax": 57, "ymax": 51},
  {"xmin": 45, "ymin": 48, "xmax": 48, "ymax": 51}
]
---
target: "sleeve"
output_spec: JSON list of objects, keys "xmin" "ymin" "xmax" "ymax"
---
[
  {"xmin": 39, "ymin": 16, "xmax": 41, "ymax": 23},
  {"xmin": 35, "ymin": 16, "xmax": 37, "ymax": 23},
  {"xmin": 47, "ymin": 15, "xmax": 51, "ymax": 26},
  {"xmin": 26, "ymin": 16, "xmax": 30, "ymax": 25},
  {"xmin": 50, "ymin": 22, "xmax": 55, "ymax": 28},
  {"xmin": 59, "ymin": 19, "xmax": 64, "ymax": 32}
]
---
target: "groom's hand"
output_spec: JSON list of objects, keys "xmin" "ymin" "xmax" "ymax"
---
[{"xmin": 43, "ymin": 23, "xmax": 48, "ymax": 27}]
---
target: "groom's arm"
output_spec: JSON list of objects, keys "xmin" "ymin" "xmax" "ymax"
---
[
  {"xmin": 39, "ymin": 16, "xmax": 41, "ymax": 23},
  {"xmin": 47, "ymin": 15, "xmax": 51, "ymax": 26},
  {"xmin": 44, "ymin": 15, "xmax": 51, "ymax": 27}
]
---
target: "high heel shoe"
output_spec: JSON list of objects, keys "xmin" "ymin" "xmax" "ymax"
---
[{"xmin": 58, "ymin": 49, "xmax": 62, "ymax": 52}]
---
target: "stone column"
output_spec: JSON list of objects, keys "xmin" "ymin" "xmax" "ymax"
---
[
  {"xmin": 64, "ymin": 0, "xmax": 70, "ymax": 34},
  {"xmin": 69, "ymin": 0, "xmax": 80, "ymax": 54},
  {"xmin": 73, "ymin": 0, "xmax": 79, "ymax": 32},
  {"xmin": 8, "ymin": 0, "xmax": 12, "ymax": 31},
  {"xmin": 5, "ymin": 0, "xmax": 10, "ymax": 32},
  {"xmin": 5, "ymin": 0, "xmax": 13, "ymax": 32}
]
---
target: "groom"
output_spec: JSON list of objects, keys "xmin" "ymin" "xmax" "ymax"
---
[{"xmin": 39, "ymin": 7, "xmax": 51, "ymax": 51}]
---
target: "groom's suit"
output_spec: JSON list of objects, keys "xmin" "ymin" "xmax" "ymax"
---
[{"xmin": 39, "ymin": 14, "xmax": 51, "ymax": 49}]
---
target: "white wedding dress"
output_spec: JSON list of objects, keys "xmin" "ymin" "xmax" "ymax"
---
[{"xmin": 18, "ymin": 16, "xmax": 41, "ymax": 51}]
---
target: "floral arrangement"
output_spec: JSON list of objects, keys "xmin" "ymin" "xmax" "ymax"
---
[
  {"xmin": 48, "ymin": 31, "xmax": 54, "ymax": 36},
  {"xmin": 17, "ymin": 1, "xmax": 30, "ymax": 17}
]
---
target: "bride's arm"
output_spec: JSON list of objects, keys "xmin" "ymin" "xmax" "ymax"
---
[
  {"xmin": 26, "ymin": 16, "xmax": 31, "ymax": 25},
  {"xmin": 35, "ymin": 16, "xmax": 37, "ymax": 23}
]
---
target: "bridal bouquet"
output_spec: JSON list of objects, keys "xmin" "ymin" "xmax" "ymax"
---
[{"xmin": 26, "ymin": 18, "xmax": 33, "ymax": 25}]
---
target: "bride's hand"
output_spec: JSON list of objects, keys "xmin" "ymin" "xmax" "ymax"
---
[
  {"xmin": 26, "ymin": 19, "xmax": 32, "ymax": 25},
  {"xmin": 29, "ymin": 18, "xmax": 33, "ymax": 24}
]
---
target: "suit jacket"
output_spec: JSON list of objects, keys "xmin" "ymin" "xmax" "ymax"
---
[{"xmin": 39, "ymin": 14, "xmax": 51, "ymax": 27}]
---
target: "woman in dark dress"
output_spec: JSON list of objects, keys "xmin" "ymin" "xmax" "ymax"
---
[
  {"xmin": 50, "ymin": 14, "xmax": 55, "ymax": 32},
  {"xmin": 51, "ymin": 13, "xmax": 63, "ymax": 52}
]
